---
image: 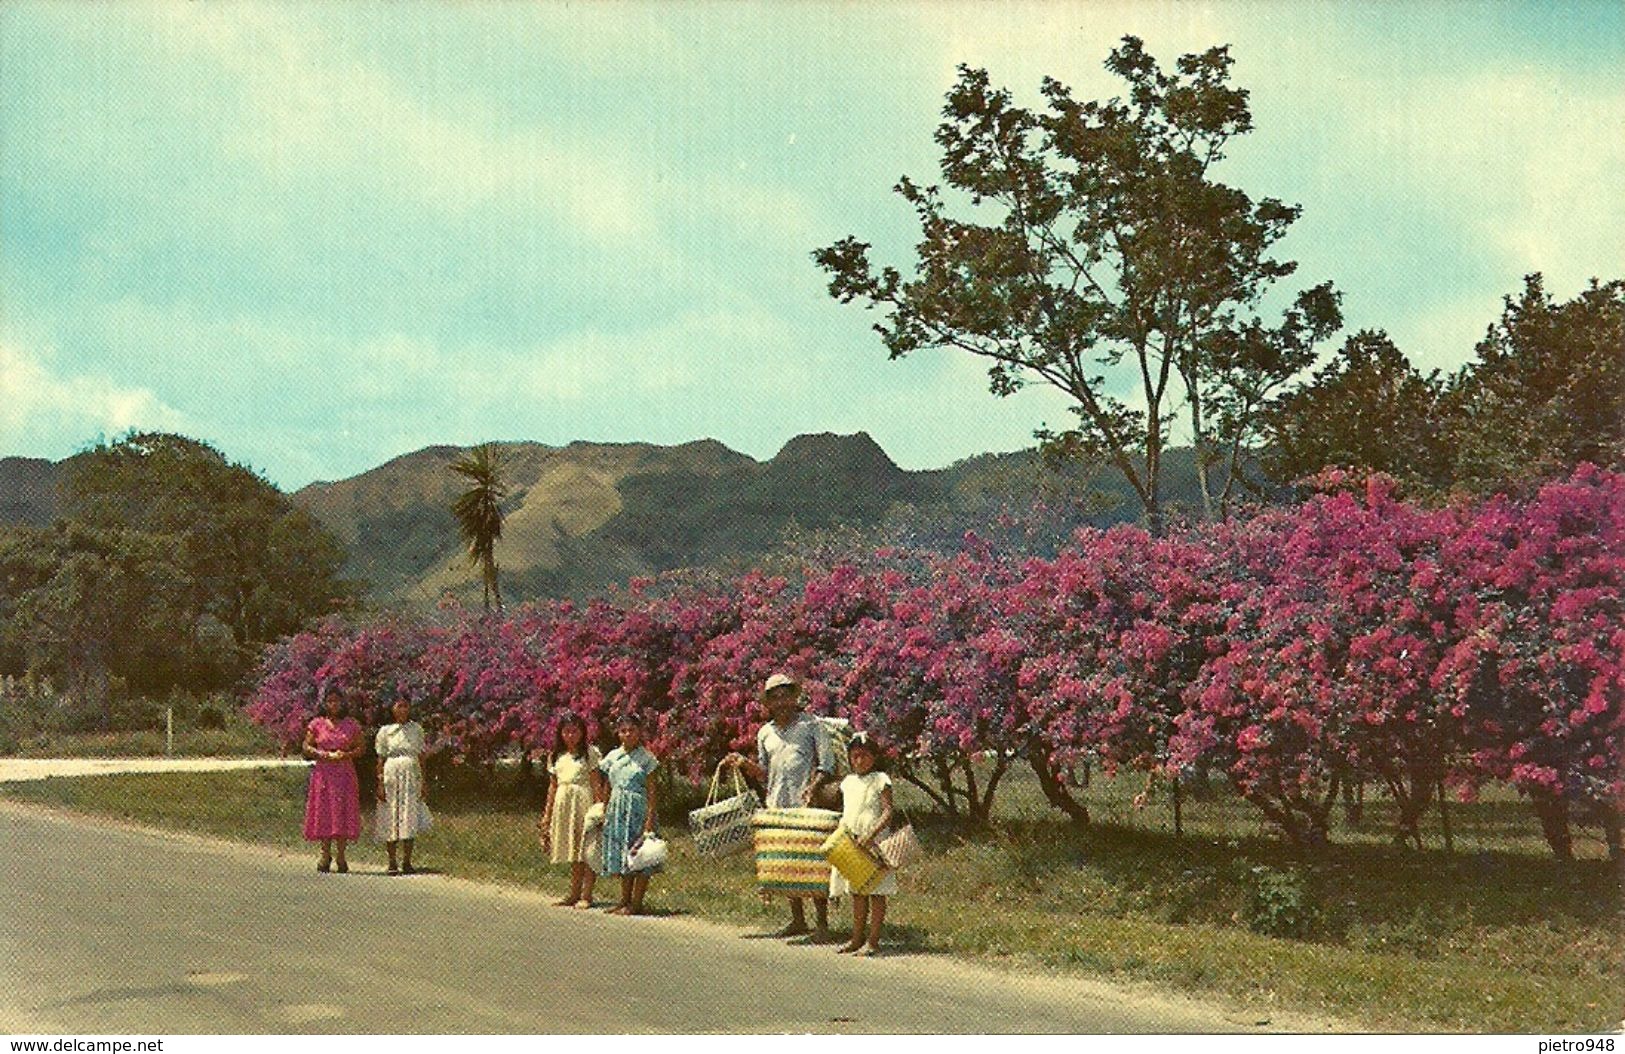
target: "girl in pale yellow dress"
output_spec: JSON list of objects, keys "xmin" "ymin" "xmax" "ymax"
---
[{"xmin": 538, "ymin": 713, "xmax": 607, "ymax": 907}]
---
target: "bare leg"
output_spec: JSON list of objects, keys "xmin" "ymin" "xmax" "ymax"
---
[
  {"xmin": 386, "ymin": 840, "xmax": 399, "ymax": 873},
  {"xmin": 864, "ymin": 895, "xmax": 887, "ymax": 953},
  {"xmin": 780, "ymin": 897, "xmax": 810, "ymax": 937},
  {"xmin": 811, "ymin": 895, "xmax": 832, "ymax": 941},
  {"xmin": 578, "ymin": 867, "xmax": 598, "ymax": 908},
  {"xmin": 401, "ymin": 838, "xmax": 414, "ymax": 873},
  {"xmin": 557, "ymin": 863, "xmax": 585, "ymax": 906},
  {"xmin": 839, "ymin": 895, "xmax": 868, "ymax": 952},
  {"xmin": 629, "ymin": 874, "xmax": 650, "ymax": 914},
  {"xmin": 318, "ymin": 839, "xmax": 332, "ymax": 871},
  {"xmin": 334, "ymin": 838, "xmax": 348, "ymax": 872},
  {"xmin": 609, "ymin": 874, "xmax": 634, "ymax": 913}
]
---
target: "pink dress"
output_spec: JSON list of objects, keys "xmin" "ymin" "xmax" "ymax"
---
[{"xmin": 303, "ymin": 716, "xmax": 362, "ymax": 840}]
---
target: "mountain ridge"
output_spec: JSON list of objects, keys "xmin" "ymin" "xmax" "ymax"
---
[{"xmin": 2, "ymin": 432, "xmax": 1210, "ymax": 608}]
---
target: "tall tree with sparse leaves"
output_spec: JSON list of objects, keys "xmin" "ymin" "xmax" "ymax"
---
[
  {"xmin": 449, "ymin": 444, "xmax": 510, "ymax": 612},
  {"xmin": 814, "ymin": 37, "xmax": 1341, "ymax": 532}
]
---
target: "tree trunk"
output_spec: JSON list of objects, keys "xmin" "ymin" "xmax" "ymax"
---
[
  {"xmin": 1186, "ymin": 380, "xmax": 1216, "ymax": 523},
  {"xmin": 893, "ymin": 757, "xmax": 955, "ymax": 817},
  {"xmin": 974, "ymin": 754, "xmax": 1012, "ymax": 827},
  {"xmin": 1530, "ymin": 787, "xmax": 1574, "ymax": 861},
  {"xmin": 1028, "ymin": 751, "xmax": 1089, "ymax": 826},
  {"xmin": 518, "ymin": 752, "xmax": 536, "ymax": 799},
  {"xmin": 1341, "ymin": 778, "xmax": 1364, "ymax": 827},
  {"xmin": 1437, "ymin": 779, "xmax": 1453, "ymax": 854}
]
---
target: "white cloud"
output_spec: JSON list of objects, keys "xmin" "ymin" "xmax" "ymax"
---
[
  {"xmin": 130, "ymin": 4, "xmax": 824, "ymax": 266},
  {"xmin": 1399, "ymin": 294, "xmax": 1504, "ymax": 374},
  {"xmin": 142, "ymin": 4, "xmax": 650, "ymax": 245},
  {"xmin": 1477, "ymin": 79, "xmax": 1625, "ymax": 283},
  {"xmin": 1337, "ymin": 69, "xmax": 1624, "ymax": 277},
  {"xmin": 0, "ymin": 338, "xmax": 187, "ymax": 446}
]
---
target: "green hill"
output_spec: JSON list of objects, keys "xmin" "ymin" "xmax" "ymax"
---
[{"xmin": 4, "ymin": 435, "xmax": 1231, "ymax": 609}]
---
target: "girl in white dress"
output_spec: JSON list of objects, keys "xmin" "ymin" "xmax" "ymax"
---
[
  {"xmin": 538, "ymin": 712, "xmax": 607, "ymax": 908},
  {"xmin": 831, "ymin": 733, "xmax": 896, "ymax": 956},
  {"xmin": 375, "ymin": 698, "xmax": 432, "ymax": 875}
]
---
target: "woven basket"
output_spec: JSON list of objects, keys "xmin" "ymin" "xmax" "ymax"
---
[
  {"xmin": 751, "ymin": 807, "xmax": 840, "ymax": 896},
  {"xmin": 688, "ymin": 764, "xmax": 760, "ymax": 859},
  {"xmin": 820, "ymin": 825, "xmax": 888, "ymax": 895}
]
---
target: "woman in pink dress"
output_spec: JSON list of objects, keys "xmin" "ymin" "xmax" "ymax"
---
[{"xmin": 302, "ymin": 686, "xmax": 363, "ymax": 873}]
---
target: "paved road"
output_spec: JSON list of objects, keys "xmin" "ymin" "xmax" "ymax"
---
[{"xmin": 0, "ymin": 800, "xmax": 1311, "ymax": 1034}]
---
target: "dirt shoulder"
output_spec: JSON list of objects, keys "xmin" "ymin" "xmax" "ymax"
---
[{"xmin": 0, "ymin": 755, "xmax": 306, "ymax": 782}]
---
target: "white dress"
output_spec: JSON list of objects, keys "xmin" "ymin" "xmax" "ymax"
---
[
  {"xmin": 546, "ymin": 745, "xmax": 602, "ymax": 864},
  {"xmin": 375, "ymin": 721, "xmax": 432, "ymax": 841},
  {"xmin": 828, "ymin": 771, "xmax": 898, "ymax": 897}
]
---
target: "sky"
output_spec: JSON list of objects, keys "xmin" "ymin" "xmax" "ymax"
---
[{"xmin": 2, "ymin": 1, "xmax": 1622, "ymax": 490}]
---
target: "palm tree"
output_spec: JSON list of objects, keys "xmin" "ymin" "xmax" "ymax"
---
[{"xmin": 449, "ymin": 443, "xmax": 510, "ymax": 612}]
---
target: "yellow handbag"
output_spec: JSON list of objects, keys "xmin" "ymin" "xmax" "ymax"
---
[{"xmin": 821, "ymin": 824, "xmax": 888, "ymax": 895}]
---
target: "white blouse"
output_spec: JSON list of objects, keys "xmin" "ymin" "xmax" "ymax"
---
[
  {"xmin": 838, "ymin": 771, "xmax": 892, "ymax": 840},
  {"xmin": 375, "ymin": 721, "xmax": 426, "ymax": 759}
]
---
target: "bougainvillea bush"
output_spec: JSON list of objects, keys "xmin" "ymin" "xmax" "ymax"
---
[
  {"xmin": 247, "ymin": 466, "xmax": 1624, "ymax": 857},
  {"xmin": 1433, "ymin": 465, "xmax": 1625, "ymax": 857},
  {"xmin": 1175, "ymin": 478, "xmax": 1466, "ymax": 848}
]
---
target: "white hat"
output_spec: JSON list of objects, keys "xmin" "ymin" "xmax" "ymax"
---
[{"xmin": 763, "ymin": 672, "xmax": 800, "ymax": 693}]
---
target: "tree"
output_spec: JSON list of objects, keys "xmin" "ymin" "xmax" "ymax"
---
[
  {"xmin": 2, "ymin": 522, "xmax": 200, "ymax": 718},
  {"xmin": 814, "ymin": 38, "xmax": 1341, "ymax": 534},
  {"xmin": 62, "ymin": 432, "xmax": 354, "ymax": 657},
  {"xmin": 1446, "ymin": 274, "xmax": 1624, "ymax": 491},
  {"xmin": 1263, "ymin": 330, "xmax": 1453, "ymax": 489},
  {"xmin": 449, "ymin": 443, "xmax": 510, "ymax": 612}
]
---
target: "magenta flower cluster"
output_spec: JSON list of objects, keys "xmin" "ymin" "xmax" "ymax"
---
[{"xmin": 247, "ymin": 466, "xmax": 1623, "ymax": 851}]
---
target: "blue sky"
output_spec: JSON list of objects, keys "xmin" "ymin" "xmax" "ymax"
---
[{"xmin": 2, "ymin": 1, "xmax": 1621, "ymax": 489}]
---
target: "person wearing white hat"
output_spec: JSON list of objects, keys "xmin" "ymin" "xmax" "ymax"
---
[{"xmin": 724, "ymin": 672, "xmax": 836, "ymax": 941}]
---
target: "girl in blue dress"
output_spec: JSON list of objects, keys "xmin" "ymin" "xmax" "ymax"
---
[{"xmin": 599, "ymin": 713, "xmax": 661, "ymax": 915}]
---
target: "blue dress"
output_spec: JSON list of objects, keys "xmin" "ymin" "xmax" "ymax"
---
[{"xmin": 599, "ymin": 746, "xmax": 660, "ymax": 875}]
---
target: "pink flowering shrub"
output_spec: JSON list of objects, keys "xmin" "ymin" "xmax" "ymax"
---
[
  {"xmin": 1433, "ymin": 466, "xmax": 1624, "ymax": 857},
  {"xmin": 839, "ymin": 542, "xmax": 1030, "ymax": 823},
  {"xmin": 247, "ymin": 613, "xmax": 447, "ymax": 751},
  {"xmin": 1015, "ymin": 525, "xmax": 1225, "ymax": 825},
  {"xmin": 244, "ymin": 467, "xmax": 1624, "ymax": 856},
  {"xmin": 1177, "ymin": 481, "xmax": 1462, "ymax": 847}
]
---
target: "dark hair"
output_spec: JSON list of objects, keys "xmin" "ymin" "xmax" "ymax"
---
[
  {"xmin": 315, "ymin": 683, "xmax": 348, "ymax": 718},
  {"xmin": 553, "ymin": 712, "xmax": 589, "ymax": 761},
  {"xmin": 848, "ymin": 732, "xmax": 886, "ymax": 770},
  {"xmin": 614, "ymin": 711, "xmax": 645, "ymax": 732}
]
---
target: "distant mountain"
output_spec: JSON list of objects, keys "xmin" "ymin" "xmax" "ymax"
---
[
  {"xmin": 3, "ymin": 434, "xmax": 1228, "ymax": 608},
  {"xmin": 292, "ymin": 432, "xmax": 945, "ymax": 606}
]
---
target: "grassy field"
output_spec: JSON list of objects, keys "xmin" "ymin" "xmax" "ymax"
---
[
  {"xmin": 0, "ymin": 719, "xmax": 278, "ymax": 759},
  {"xmin": 1, "ymin": 693, "xmax": 278, "ymax": 759},
  {"xmin": 3, "ymin": 763, "xmax": 1619, "ymax": 1033}
]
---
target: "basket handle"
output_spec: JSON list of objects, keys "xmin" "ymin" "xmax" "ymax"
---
[{"xmin": 706, "ymin": 759, "xmax": 746, "ymax": 805}]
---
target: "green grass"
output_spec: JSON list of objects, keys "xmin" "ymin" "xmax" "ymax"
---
[
  {"xmin": 3, "ymin": 764, "xmax": 1619, "ymax": 1033},
  {"xmin": 1, "ymin": 721, "xmax": 278, "ymax": 759},
  {"xmin": 1, "ymin": 694, "xmax": 278, "ymax": 759}
]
